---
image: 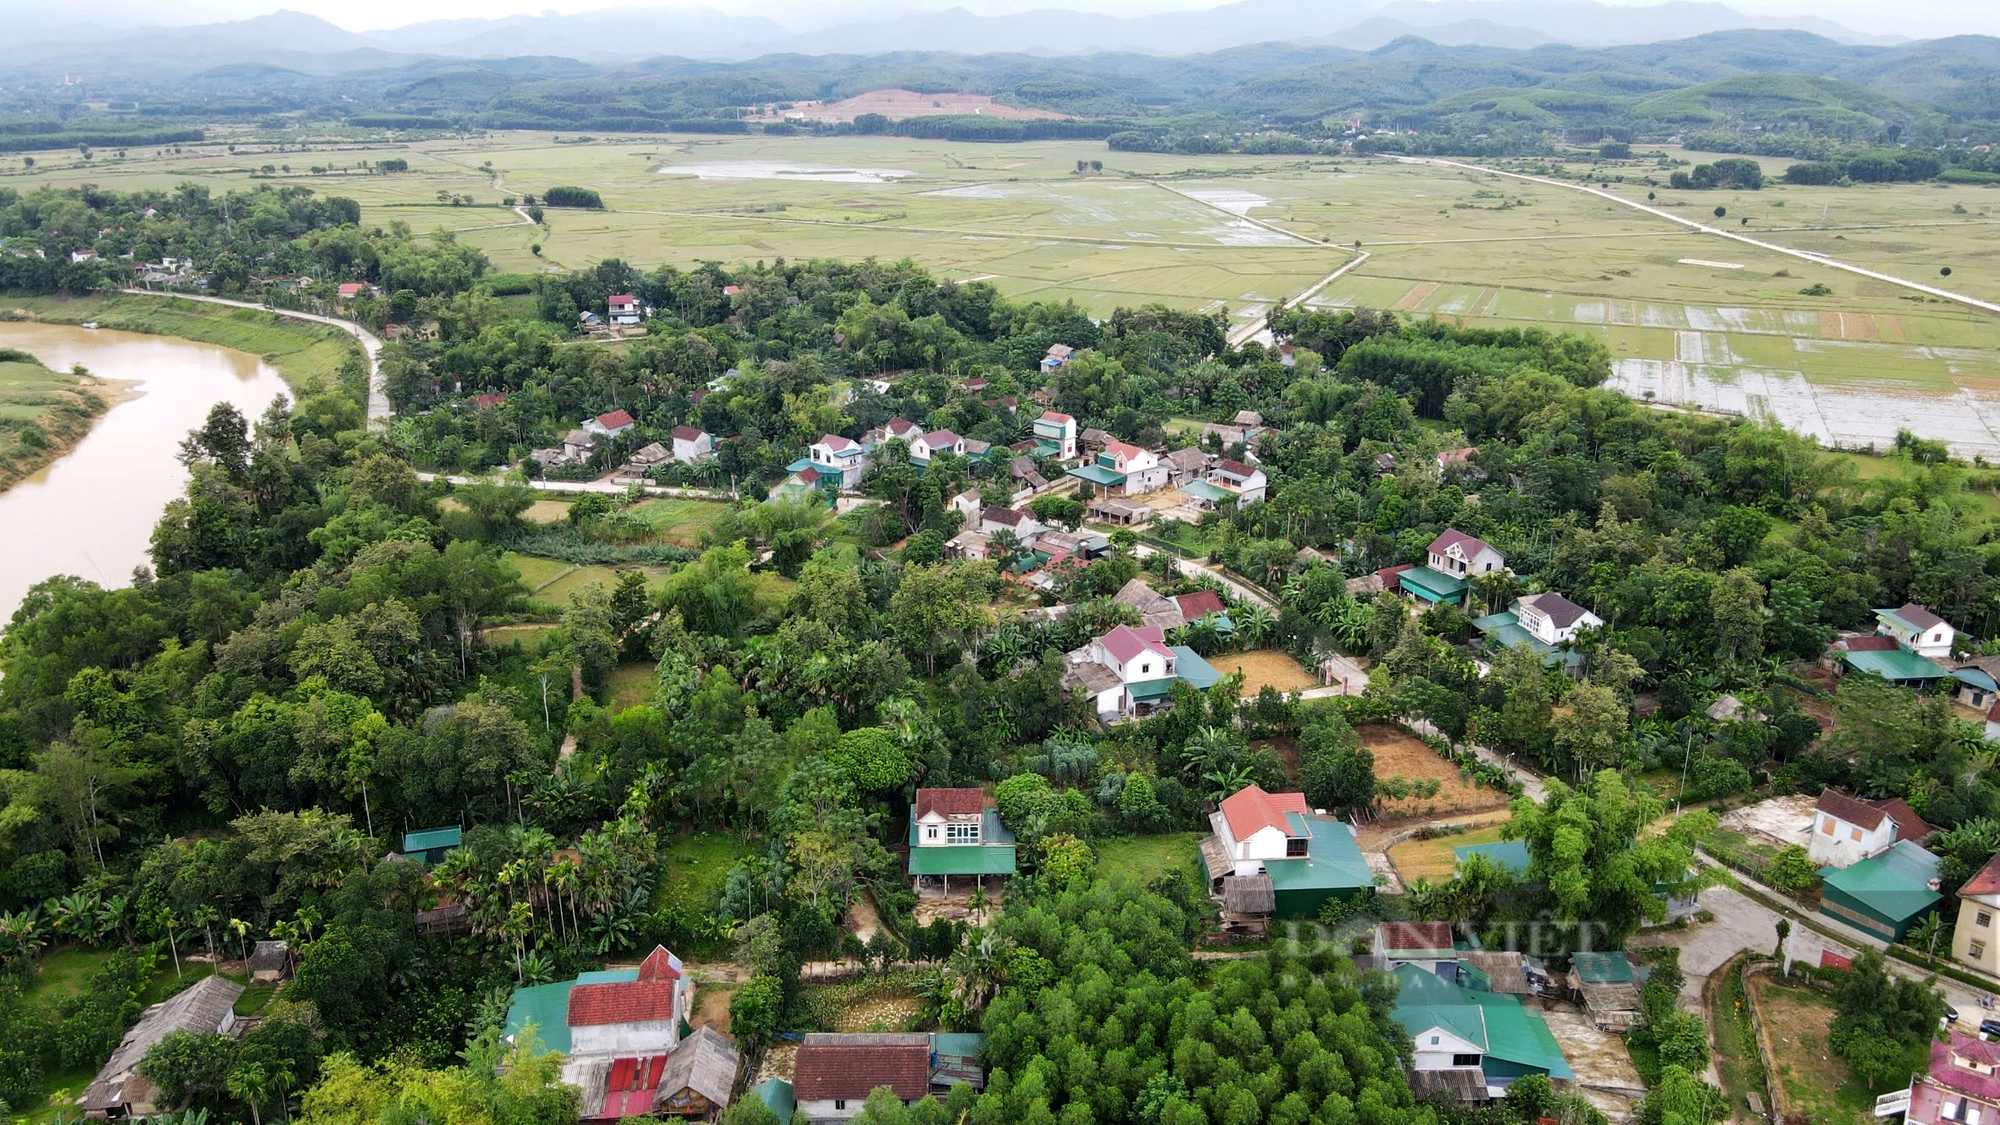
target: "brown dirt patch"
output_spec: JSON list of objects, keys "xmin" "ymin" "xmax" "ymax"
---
[
  {"xmin": 1393, "ymin": 281, "xmax": 1440, "ymax": 311},
  {"xmin": 756, "ymin": 1042, "xmax": 797, "ymax": 1083},
  {"xmin": 760, "ymin": 88, "xmax": 1068, "ymax": 123},
  {"xmin": 1357, "ymin": 723, "xmax": 1511, "ymax": 822},
  {"xmin": 1877, "ymin": 314, "xmax": 1907, "ymax": 343},
  {"xmin": 693, "ymin": 980, "xmax": 734, "ymax": 1035},
  {"xmin": 1818, "ymin": 310, "xmax": 1843, "ymax": 338},
  {"xmin": 1748, "ymin": 975, "xmax": 1867, "ymax": 1124},
  {"xmin": 1210, "ymin": 650, "xmax": 1319, "ymax": 694},
  {"xmin": 1839, "ymin": 313, "xmax": 1879, "ymax": 341}
]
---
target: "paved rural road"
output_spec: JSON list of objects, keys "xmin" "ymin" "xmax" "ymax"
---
[
  {"xmin": 120, "ymin": 288, "xmax": 390, "ymax": 422},
  {"xmin": 1225, "ymin": 252, "xmax": 1375, "ymax": 349},
  {"xmin": 1402, "ymin": 157, "xmax": 2000, "ymax": 317}
]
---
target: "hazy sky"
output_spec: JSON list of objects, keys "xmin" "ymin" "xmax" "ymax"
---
[{"xmin": 5, "ymin": 0, "xmax": 1995, "ymax": 38}]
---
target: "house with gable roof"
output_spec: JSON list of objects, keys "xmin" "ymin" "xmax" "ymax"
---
[
  {"xmin": 1033, "ymin": 411, "xmax": 1078, "ymax": 460},
  {"xmin": 1950, "ymin": 852, "xmax": 2000, "ymax": 976},
  {"xmin": 1198, "ymin": 784, "xmax": 1372, "ymax": 917},
  {"xmin": 1205, "ymin": 459, "xmax": 1267, "ymax": 505},
  {"xmin": 1395, "ymin": 530, "xmax": 1507, "ymax": 608},
  {"xmin": 607, "ymin": 295, "xmax": 641, "ymax": 325},
  {"xmin": 907, "ymin": 787, "xmax": 1015, "ymax": 893},
  {"xmin": 807, "ymin": 434, "xmax": 869, "ymax": 490},
  {"xmin": 670, "ymin": 426, "xmax": 713, "ymax": 464},
  {"xmin": 865, "ymin": 417, "xmax": 925, "ymax": 447},
  {"xmin": 1391, "ymin": 963, "xmax": 1571, "ymax": 1102},
  {"xmin": 1067, "ymin": 440, "xmax": 1166, "ymax": 498},
  {"xmin": 1808, "ymin": 788, "xmax": 1932, "ymax": 869},
  {"xmin": 1473, "ymin": 592, "xmax": 1601, "ymax": 669},
  {"xmin": 1903, "ymin": 1031, "xmax": 2000, "ymax": 1125},
  {"xmin": 1040, "ymin": 344, "xmax": 1074, "ymax": 372},
  {"xmin": 910, "ymin": 429, "xmax": 966, "ymax": 470},
  {"xmin": 584, "ymin": 409, "xmax": 637, "ymax": 439},
  {"xmin": 1878, "ymin": 602, "xmax": 1958, "ymax": 659}
]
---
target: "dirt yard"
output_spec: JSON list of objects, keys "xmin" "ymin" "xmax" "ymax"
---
[
  {"xmin": 1717, "ymin": 793, "xmax": 1816, "ymax": 851},
  {"xmin": 1542, "ymin": 1003, "xmax": 1645, "ymax": 1119},
  {"xmin": 1357, "ymin": 724, "xmax": 1512, "ymax": 822},
  {"xmin": 692, "ymin": 980, "xmax": 734, "ymax": 1035},
  {"xmin": 1212, "ymin": 650, "xmax": 1320, "ymax": 695}
]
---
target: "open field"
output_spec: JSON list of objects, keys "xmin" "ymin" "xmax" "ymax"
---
[
  {"xmin": 1209, "ymin": 649, "xmax": 1318, "ymax": 694},
  {"xmin": 1096, "ymin": 831, "xmax": 1205, "ymax": 885},
  {"xmin": 1356, "ymin": 723, "xmax": 1512, "ymax": 821},
  {"xmin": 15, "ymin": 133, "xmax": 2000, "ymax": 449},
  {"xmin": 628, "ymin": 497, "xmax": 729, "ymax": 546},
  {"xmin": 606, "ymin": 662, "xmax": 657, "ymax": 710},
  {"xmin": 652, "ymin": 831, "xmax": 758, "ymax": 961},
  {"xmin": 1385, "ymin": 822, "xmax": 1513, "ymax": 882},
  {"xmin": 1749, "ymin": 974, "xmax": 1880, "ymax": 1125}
]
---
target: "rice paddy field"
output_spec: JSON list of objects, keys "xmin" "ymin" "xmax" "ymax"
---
[{"xmin": 17, "ymin": 132, "xmax": 2000, "ymax": 451}]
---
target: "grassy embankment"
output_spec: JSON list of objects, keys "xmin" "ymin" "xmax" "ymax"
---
[{"xmin": 0, "ymin": 349, "xmax": 116, "ymax": 491}]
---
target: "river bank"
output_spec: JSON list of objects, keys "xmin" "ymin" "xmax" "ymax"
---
[
  {"xmin": 0, "ymin": 348, "xmax": 140, "ymax": 492},
  {"xmin": 0, "ymin": 322, "xmax": 292, "ymax": 619},
  {"xmin": 3, "ymin": 292, "xmax": 366, "ymax": 399}
]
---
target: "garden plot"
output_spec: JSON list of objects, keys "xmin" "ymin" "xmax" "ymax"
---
[{"xmin": 1356, "ymin": 724, "xmax": 1511, "ymax": 822}]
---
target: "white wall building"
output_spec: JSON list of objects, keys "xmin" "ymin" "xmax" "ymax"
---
[
  {"xmin": 670, "ymin": 426, "xmax": 713, "ymax": 464},
  {"xmin": 809, "ymin": 434, "xmax": 869, "ymax": 489},
  {"xmin": 1514, "ymin": 592, "xmax": 1601, "ymax": 646},
  {"xmin": 1876, "ymin": 602, "xmax": 1957, "ymax": 659},
  {"xmin": 1427, "ymin": 530, "xmax": 1507, "ymax": 578},
  {"xmin": 1209, "ymin": 784, "xmax": 1313, "ymax": 877}
]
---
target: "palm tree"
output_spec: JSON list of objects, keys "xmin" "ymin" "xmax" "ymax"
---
[
  {"xmin": 228, "ymin": 1064, "xmax": 270, "ymax": 1125},
  {"xmin": 1182, "ymin": 725, "xmax": 1241, "ymax": 781},
  {"xmin": 1909, "ymin": 911, "xmax": 1945, "ymax": 965},
  {"xmin": 1201, "ymin": 763, "xmax": 1257, "ymax": 804}
]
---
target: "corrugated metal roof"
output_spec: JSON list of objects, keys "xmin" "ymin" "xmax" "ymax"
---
[
  {"xmin": 1843, "ymin": 648, "xmax": 1947, "ymax": 682},
  {"xmin": 1819, "ymin": 839, "xmax": 1942, "ymax": 920}
]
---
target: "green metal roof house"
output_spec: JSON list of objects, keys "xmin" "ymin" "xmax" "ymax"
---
[
  {"xmin": 1257, "ymin": 815, "xmax": 1374, "ymax": 918},
  {"xmin": 401, "ymin": 826, "xmax": 461, "ymax": 865},
  {"xmin": 750, "ymin": 1079, "xmax": 794, "ymax": 1121},
  {"xmin": 1397, "ymin": 565, "xmax": 1469, "ymax": 606},
  {"xmin": 1392, "ymin": 964, "xmax": 1572, "ymax": 1097},
  {"xmin": 1841, "ymin": 646, "xmax": 1947, "ymax": 687},
  {"xmin": 908, "ymin": 789, "xmax": 1016, "ymax": 890},
  {"xmin": 1818, "ymin": 839, "xmax": 1943, "ymax": 940},
  {"xmin": 502, "ymin": 968, "xmax": 640, "ymax": 1055}
]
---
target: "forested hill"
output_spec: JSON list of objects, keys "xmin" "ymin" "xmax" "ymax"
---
[{"xmin": 5, "ymin": 28, "xmax": 2000, "ymax": 155}]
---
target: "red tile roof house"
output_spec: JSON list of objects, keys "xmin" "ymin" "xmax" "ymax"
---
[
  {"xmin": 1209, "ymin": 785, "xmax": 1313, "ymax": 878},
  {"xmin": 1906, "ymin": 1032, "xmax": 2000, "ymax": 1125},
  {"xmin": 584, "ymin": 409, "xmax": 637, "ymax": 439},
  {"xmin": 336, "ymin": 282, "xmax": 368, "ymax": 299},
  {"xmin": 566, "ymin": 946, "xmax": 692, "ymax": 1056},
  {"xmin": 670, "ymin": 425, "xmax": 713, "ymax": 464},
  {"xmin": 607, "ymin": 294, "xmax": 641, "ymax": 325},
  {"xmin": 793, "ymin": 1033, "xmax": 931, "ymax": 1120}
]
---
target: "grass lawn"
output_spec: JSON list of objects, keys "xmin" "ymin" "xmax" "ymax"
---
[
  {"xmin": 1386, "ymin": 823, "xmax": 1511, "ymax": 882},
  {"xmin": 0, "ymin": 355, "xmax": 113, "ymax": 492},
  {"xmin": 532, "ymin": 563, "xmax": 670, "ymax": 608},
  {"xmin": 606, "ymin": 662, "xmax": 657, "ymax": 711},
  {"xmin": 1711, "ymin": 955, "xmax": 1763, "ymax": 1125},
  {"xmin": 628, "ymin": 497, "xmax": 730, "ymax": 547},
  {"xmin": 500, "ymin": 551, "xmax": 572, "ymax": 592},
  {"xmin": 19, "ymin": 948, "xmax": 219, "ymax": 1124},
  {"xmin": 1751, "ymin": 974, "xmax": 1884, "ymax": 1125},
  {"xmin": 1095, "ymin": 832, "xmax": 1205, "ymax": 885},
  {"xmin": 654, "ymin": 830, "xmax": 760, "ymax": 934}
]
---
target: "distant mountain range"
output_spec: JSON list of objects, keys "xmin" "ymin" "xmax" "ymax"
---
[{"xmin": 6, "ymin": 0, "xmax": 1908, "ymax": 75}]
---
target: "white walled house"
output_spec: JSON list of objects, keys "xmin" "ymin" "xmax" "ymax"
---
[
  {"xmin": 1069, "ymin": 440, "xmax": 1166, "ymax": 497},
  {"xmin": 583, "ymin": 409, "xmax": 636, "ymax": 439},
  {"xmin": 949, "ymin": 489, "xmax": 983, "ymax": 522},
  {"xmin": 1375, "ymin": 921, "xmax": 1459, "ymax": 975},
  {"xmin": 670, "ymin": 426, "xmax": 713, "ymax": 464},
  {"xmin": 1515, "ymin": 592, "xmax": 1601, "ymax": 646},
  {"xmin": 1033, "ymin": 411, "xmax": 1078, "ymax": 460},
  {"xmin": 565, "ymin": 946, "xmax": 692, "ymax": 1057},
  {"xmin": 1210, "ymin": 785, "xmax": 1314, "ymax": 877},
  {"xmin": 792, "ymin": 1033, "xmax": 931, "ymax": 1121},
  {"xmin": 978, "ymin": 506, "xmax": 1046, "ymax": 549},
  {"xmin": 1808, "ymin": 789, "xmax": 1931, "ymax": 869},
  {"xmin": 809, "ymin": 434, "xmax": 869, "ymax": 489},
  {"xmin": 1206, "ymin": 459, "xmax": 1268, "ymax": 505},
  {"xmin": 607, "ymin": 294, "xmax": 641, "ymax": 325},
  {"xmin": 1427, "ymin": 530, "xmax": 1506, "ymax": 578},
  {"xmin": 1063, "ymin": 624, "xmax": 1179, "ymax": 719},
  {"xmin": 911, "ymin": 430, "xmax": 966, "ymax": 467},
  {"xmin": 1876, "ymin": 603, "xmax": 1957, "ymax": 659}
]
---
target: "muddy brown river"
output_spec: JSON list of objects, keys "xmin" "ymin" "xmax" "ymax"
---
[{"xmin": 0, "ymin": 323, "xmax": 291, "ymax": 622}]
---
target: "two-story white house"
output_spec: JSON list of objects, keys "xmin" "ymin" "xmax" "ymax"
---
[
  {"xmin": 1206, "ymin": 459, "xmax": 1268, "ymax": 505},
  {"xmin": 1951, "ymin": 852, "xmax": 2000, "ymax": 978},
  {"xmin": 583, "ymin": 409, "xmax": 637, "ymax": 440},
  {"xmin": 670, "ymin": 426, "xmax": 713, "ymax": 464},
  {"xmin": 1427, "ymin": 530, "xmax": 1507, "ymax": 579},
  {"xmin": 1033, "ymin": 411, "xmax": 1078, "ymax": 460},
  {"xmin": 809, "ymin": 434, "xmax": 869, "ymax": 490},
  {"xmin": 865, "ymin": 417, "xmax": 924, "ymax": 447},
  {"xmin": 910, "ymin": 430, "xmax": 966, "ymax": 469},
  {"xmin": 1808, "ymin": 788, "xmax": 1932, "ymax": 869},
  {"xmin": 1209, "ymin": 784, "xmax": 1314, "ymax": 877},
  {"xmin": 1068, "ymin": 441, "xmax": 1166, "ymax": 498},
  {"xmin": 949, "ymin": 489, "xmax": 983, "ymax": 522},
  {"xmin": 907, "ymin": 787, "xmax": 1017, "ymax": 893},
  {"xmin": 1063, "ymin": 624, "xmax": 1180, "ymax": 719},
  {"xmin": 607, "ymin": 294, "xmax": 641, "ymax": 325},
  {"xmin": 1877, "ymin": 603, "xmax": 1957, "ymax": 660}
]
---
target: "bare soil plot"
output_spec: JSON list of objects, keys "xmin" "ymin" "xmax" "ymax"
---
[
  {"xmin": 692, "ymin": 981, "xmax": 734, "ymax": 1035},
  {"xmin": 1357, "ymin": 724, "xmax": 1512, "ymax": 821},
  {"xmin": 1393, "ymin": 280, "xmax": 1440, "ymax": 310},
  {"xmin": 1716, "ymin": 793, "xmax": 1816, "ymax": 851},
  {"xmin": 1542, "ymin": 1003, "xmax": 1647, "ymax": 1097},
  {"xmin": 1209, "ymin": 650, "xmax": 1318, "ymax": 694}
]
